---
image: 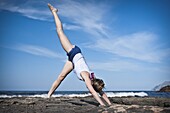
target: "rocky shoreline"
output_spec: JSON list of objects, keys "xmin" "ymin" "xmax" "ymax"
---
[{"xmin": 0, "ymin": 96, "xmax": 170, "ymax": 113}]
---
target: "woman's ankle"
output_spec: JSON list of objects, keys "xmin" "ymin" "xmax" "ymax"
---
[{"xmin": 48, "ymin": 3, "xmax": 58, "ymax": 14}]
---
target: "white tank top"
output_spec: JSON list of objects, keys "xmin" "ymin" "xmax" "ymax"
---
[{"xmin": 72, "ymin": 53, "xmax": 90, "ymax": 80}]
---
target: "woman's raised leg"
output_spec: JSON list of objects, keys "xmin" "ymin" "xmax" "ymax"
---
[
  {"xmin": 48, "ymin": 3, "xmax": 74, "ymax": 53},
  {"xmin": 48, "ymin": 61, "xmax": 73, "ymax": 97}
]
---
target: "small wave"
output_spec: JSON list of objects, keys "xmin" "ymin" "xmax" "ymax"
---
[
  {"xmin": 106, "ymin": 92, "xmax": 148, "ymax": 97},
  {"xmin": 0, "ymin": 92, "xmax": 148, "ymax": 98},
  {"xmin": 0, "ymin": 94, "xmax": 91, "ymax": 98},
  {"xmin": 0, "ymin": 95, "xmax": 23, "ymax": 98}
]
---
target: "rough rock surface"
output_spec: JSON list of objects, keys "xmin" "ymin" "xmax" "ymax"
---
[{"xmin": 0, "ymin": 97, "xmax": 170, "ymax": 113}]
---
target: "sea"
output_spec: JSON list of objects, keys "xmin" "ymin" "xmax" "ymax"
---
[{"xmin": 0, "ymin": 91, "xmax": 169, "ymax": 98}]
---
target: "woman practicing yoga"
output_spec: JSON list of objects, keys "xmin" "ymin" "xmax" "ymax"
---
[{"xmin": 47, "ymin": 3, "xmax": 111, "ymax": 106}]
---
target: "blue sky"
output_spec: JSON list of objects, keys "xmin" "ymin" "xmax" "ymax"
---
[{"xmin": 0, "ymin": 0, "xmax": 170, "ymax": 91}]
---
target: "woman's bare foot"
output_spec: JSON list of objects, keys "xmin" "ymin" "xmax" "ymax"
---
[{"xmin": 48, "ymin": 3, "xmax": 58, "ymax": 13}]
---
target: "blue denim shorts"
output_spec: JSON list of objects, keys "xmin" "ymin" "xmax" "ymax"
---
[{"xmin": 67, "ymin": 45, "xmax": 81, "ymax": 62}]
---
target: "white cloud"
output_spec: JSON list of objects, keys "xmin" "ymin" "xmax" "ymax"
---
[
  {"xmin": 6, "ymin": 44, "xmax": 64, "ymax": 59},
  {"xmin": 0, "ymin": 0, "xmax": 110, "ymax": 35},
  {"xmin": 56, "ymin": 0, "xmax": 110, "ymax": 38},
  {"xmin": 85, "ymin": 32, "xmax": 170, "ymax": 63},
  {"xmin": 89, "ymin": 59, "xmax": 170, "ymax": 75},
  {"xmin": 0, "ymin": 0, "xmax": 51, "ymax": 21},
  {"xmin": 89, "ymin": 60, "xmax": 140, "ymax": 72},
  {"xmin": 63, "ymin": 23, "xmax": 81, "ymax": 30}
]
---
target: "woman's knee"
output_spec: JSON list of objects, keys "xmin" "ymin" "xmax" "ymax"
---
[
  {"xmin": 57, "ymin": 28, "xmax": 63, "ymax": 35},
  {"xmin": 58, "ymin": 73, "xmax": 66, "ymax": 81}
]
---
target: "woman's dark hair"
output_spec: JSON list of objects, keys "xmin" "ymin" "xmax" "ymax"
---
[{"xmin": 91, "ymin": 78, "xmax": 105, "ymax": 93}]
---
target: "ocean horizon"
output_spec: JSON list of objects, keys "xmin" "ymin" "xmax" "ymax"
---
[{"xmin": 0, "ymin": 90, "xmax": 170, "ymax": 98}]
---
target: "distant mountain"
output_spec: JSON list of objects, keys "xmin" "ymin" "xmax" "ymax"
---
[{"xmin": 153, "ymin": 81, "xmax": 170, "ymax": 91}]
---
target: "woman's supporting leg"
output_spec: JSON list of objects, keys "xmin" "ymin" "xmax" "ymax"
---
[
  {"xmin": 48, "ymin": 61, "xmax": 73, "ymax": 97},
  {"xmin": 48, "ymin": 3, "xmax": 74, "ymax": 53}
]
